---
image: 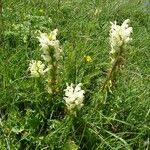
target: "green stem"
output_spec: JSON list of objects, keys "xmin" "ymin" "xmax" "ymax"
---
[
  {"xmin": 102, "ymin": 45, "xmax": 124, "ymax": 91},
  {"xmin": 48, "ymin": 47, "xmax": 57, "ymax": 95}
]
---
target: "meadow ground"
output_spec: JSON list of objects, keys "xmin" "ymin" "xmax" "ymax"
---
[{"xmin": 0, "ymin": 0, "xmax": 150, "ymax": 149}]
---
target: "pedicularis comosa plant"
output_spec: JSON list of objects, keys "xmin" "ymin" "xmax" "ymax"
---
[{"xmin": 28, "ymin": 19, "xmax": 132, "ymax": 113}]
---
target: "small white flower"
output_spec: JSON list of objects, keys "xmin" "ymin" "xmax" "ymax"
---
[
  {"xmin": 54, "ymin": 47, "xmax": 62, "ymax": 61},
  {"xmin": 64, "ymin": 83, "xmax": 85, "ymax": 112},
  {"xmin": 37, "ymin": 33, "xmax": 51, "ymax": 50},
  {"xmin": 28, "ymin": 60, "xmax": 49, "ymax": 77},
  {"xmin": 49, "ymin": 40, "xmax": 60, "ymax": 50},
  {"xmin": 49, "ymin": 29, "xmax": 58, "ymax": 40},
  {"xmin": 41, "ymin": 54, "xmax": 51, "ymax": 62}
]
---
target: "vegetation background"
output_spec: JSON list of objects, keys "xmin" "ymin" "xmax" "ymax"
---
[{"xmin": 0, "ymin": 0, "xmax": 150, "ymax": 149}]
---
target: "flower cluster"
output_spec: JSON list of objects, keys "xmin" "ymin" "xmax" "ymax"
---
[
  {"xmin": 28, "ymin": 29, "xmax": 62, "ymax": 94},
  {"xmin": 37, "ymin": 29, "xmax": 62, "ymax": 62},
  {"xmin": 28, "ymin": 60, "xmax": 49, "ymax": 77},
  {"xmin": 102, "ymin": 19, "xmax": 133, "ymax": 92},
  {"xmin": 110, "ymin": 19, "xmax": 132, "ymax": 64},
  {"xmin": 64, "ymin": 83, "xmax": 85, "ymax": 112}
]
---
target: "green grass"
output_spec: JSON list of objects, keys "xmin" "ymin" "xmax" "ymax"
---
[{"xmin": 0, "ymin": 0, "xmax": 150, "ymax": 149}]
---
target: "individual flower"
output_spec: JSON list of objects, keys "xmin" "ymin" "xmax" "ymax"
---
[
  {"xmin": 53, "ymin": 46, "xmax": 62, "ymax": 61},
  {"xmin": 49, "ymin": 29, "xmax": 58, "ymax": 40},
  {"xmin": 110, "ymin": 19, "xmax": 133, "ymax": 54},
  {"xmin": 37, "ymin": 32, "xmax": 51, "ymax": 50},
  {"xmin": 28, "ymin": 60, "xmax": 49, "ymax": 77},
  {"xmin": 84, "ymin": 55, "xmax": 92, "ymax": 62},
  {"xmin": 64, "ymin": 83, "xmax": 85, "ymax": 112}
]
